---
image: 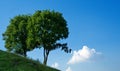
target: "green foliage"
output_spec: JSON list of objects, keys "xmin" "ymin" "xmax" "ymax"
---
[
  {"xmin": 3, "ymin": 15, "xmax": 31, "ymax": 56},
  {"xmin": 0, "ymin": 50, "xmax": 60, "ymax": 71},
  {"xmin": 3, "ymin": 10, "xmax": 71, "ymax": 65},
  {"xmin": 29, "ymin": 10, "xmax": 71, "ymax": 65}
]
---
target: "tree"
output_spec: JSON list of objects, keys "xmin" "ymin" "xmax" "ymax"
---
[
  {"xmin": 3, "ymin": 10, "xmax": 71, "ymax": 65},
  {"xmin": 29, "ymin": 10, "xmax": 71, "ymax": 65},
  {"xmin": 3, "ymin": 15, "xmax": 31, "ymax": 57}
]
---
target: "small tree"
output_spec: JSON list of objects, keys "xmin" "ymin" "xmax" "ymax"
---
[
  {"xmin": 29, "ymin": 10, "xmax": 71, "ymax": 65},
  {"xmin": 3, "ymin": 15, "xmax": 31, "ymax": 57}
]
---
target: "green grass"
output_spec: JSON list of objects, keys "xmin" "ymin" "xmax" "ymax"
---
[{"xmin": 0, "ymin": 50, "xmax": 60, "ymax": 71}]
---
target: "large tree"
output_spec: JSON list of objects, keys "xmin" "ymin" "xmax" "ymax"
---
[
  {"xmin": 29, "ymin": 10, "xmax": 71, "ymax": 65},
  {"xmin": 3, "ymin": 10, "xmax": 71, "ymax": 65},
  {"xmin": 3, "ymin": 15, "xmax": 31, "ymax": 57}
]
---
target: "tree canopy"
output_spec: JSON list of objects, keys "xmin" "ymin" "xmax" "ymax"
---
[
  {"xmin": 29, "ymin": 10, "xmax": 71, "ymax": 65},
  {"xmin": 3, "ymin": 15, "xmax": 31, "ymax": 57},
  {"xmin": 3, "ymin": 10, "xmax": 71, "ymax": 65}
]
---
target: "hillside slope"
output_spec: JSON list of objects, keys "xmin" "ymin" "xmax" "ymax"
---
[{"xmin": 0, "ymin": 50, "xmax": 60, "ymax": 71}]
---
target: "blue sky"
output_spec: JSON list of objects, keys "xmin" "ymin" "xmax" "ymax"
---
[{"xmin": 0, "ymin": 0, "xmax": 120, "ymax": 71}]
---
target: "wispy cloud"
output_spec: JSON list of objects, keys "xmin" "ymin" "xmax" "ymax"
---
[
  {"xmin": 68, "ymin": 46, "xmax": 102, "ymax": 64},
  {"xmin": 51, "ymin": 62, "xmax": 59, "ymax": 69},
  {"xmin": 66, "ymin": 67, "xmax": 72, "ymax": 71}
]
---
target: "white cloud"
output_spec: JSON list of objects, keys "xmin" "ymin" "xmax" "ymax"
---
[
  {"xmin": 51, "ymin": 62, "xmax": 59, "ymax": 69},
  {"xmin": 68, "ymin": 46, "xmax": 101, "ymax": 64},
  {"xmin": 66, "ymin": 67, "xmax": 72, "ymax": 71}
]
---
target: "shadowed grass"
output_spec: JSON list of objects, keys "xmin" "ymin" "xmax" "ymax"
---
[{"xmin": 0, "ymin": 50, "xmax": 60, "ymax": 71}]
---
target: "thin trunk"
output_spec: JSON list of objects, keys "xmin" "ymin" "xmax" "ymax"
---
[
  {"xmin": 23, "ymin": 49, "xmax": 27, "ymax": 57},
  {"xmin": 43, "ymin": 48, "xmax": 45, "ymax": 64},
  {"xmin": 24, "ymin": 52, "xmax": 27, "ymax": 57},
  {"xmin": 43, "ymin": 48, "xmax": 49, "ymax": 65}
]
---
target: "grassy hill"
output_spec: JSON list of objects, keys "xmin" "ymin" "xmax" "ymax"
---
[{"xmin": 0, "ymin": 50, "xmax": 60, "ymax": 71}]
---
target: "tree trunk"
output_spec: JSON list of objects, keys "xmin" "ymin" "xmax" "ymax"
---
[
  {"xmin": 43, "ymin": 48, "xmax": 49, "ymax": 65},
  {"xmin": 23, "ymin": 49, "xmax": 27, "ymax": 57}
]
